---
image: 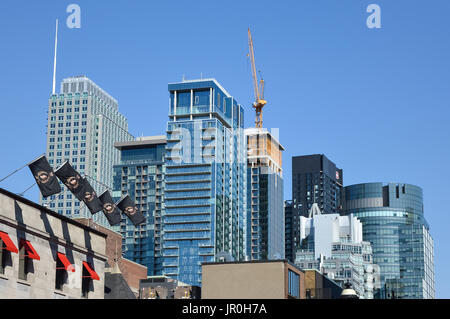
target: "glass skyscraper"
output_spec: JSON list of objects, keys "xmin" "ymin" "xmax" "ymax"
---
[
  {"xmin": 343, "ymin": 182, "xmax": 435, "ymax": 299},
  {"xmin": 43, "ymin": 76, "xmax": 133, "ymax": 228},
  {"xmin": 246, "ymin": 128, "xmax": 284, "ymax": 260},
  {"xmin": 162, "ymin": 78, "xmax": 247, "ymax": 287},
  {"xmin": 112, "ymin": 136, "xmax": 166, "ymax": 275}
]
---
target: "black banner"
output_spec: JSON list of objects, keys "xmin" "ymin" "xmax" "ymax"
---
[
  {"xmin": 98, "ymin": 190, "xmax": 122, "ymax": 226},
  {"xmin": 79, "ymin": 178, "xmax": 103, "ymax": 214},
  {"xmin": 116, "ymin": 195, "xmax": 145, "ymax": 226},
  {"xmin": 54, "ymin": 161, "xmax": 84, "ymax": 200},
  {"xmin": 28, "ymin": 155, "xmax": 61, "ymax": 198}
]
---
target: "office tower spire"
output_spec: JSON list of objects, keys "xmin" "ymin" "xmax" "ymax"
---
[{"xmin": 52, "ymin": 19, "xmax": 58, "ymax": 95}]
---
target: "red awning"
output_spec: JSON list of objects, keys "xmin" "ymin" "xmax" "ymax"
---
[
  {"xmin": 57, "ymin": 252, "xmax": 75, "ymax": 272},
  {"xmin": 0, "ymin": 231, "xmax": 18, "ymax": 254},
  {"xmin": 20, "ymin": 239, "xmax": 40, "ymax": 260},
  {"xmin": 82, "ymin": 261, "xmax": 100, "ymax": 280}
]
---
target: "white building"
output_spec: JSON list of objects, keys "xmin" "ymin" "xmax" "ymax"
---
[
  {"xmin": 295, "ymin": 203, "xmax": 380, "ymax": 299},
  {"xmin": 42, "ymin": 76, "xmax": 133, "ymax": 228}
]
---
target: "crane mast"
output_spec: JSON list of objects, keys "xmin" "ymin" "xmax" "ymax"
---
[{"xmin": 248, "ymin": 28, "xmax": 267, "ymax": 128}]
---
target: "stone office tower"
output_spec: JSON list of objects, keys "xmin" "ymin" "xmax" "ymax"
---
[{"xmin": 42, "ymin": 76, "xmax": 133, "ymax": 228}]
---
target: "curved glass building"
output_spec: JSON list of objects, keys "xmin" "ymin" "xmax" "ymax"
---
[{"xmin": 343, "ymin": 183, "xmax": 435, "ymax": 299}]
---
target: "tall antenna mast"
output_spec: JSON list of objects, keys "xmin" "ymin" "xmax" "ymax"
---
[{"xmin": 52, "ymin": 19, "xmax": 59, "ymax": 95}]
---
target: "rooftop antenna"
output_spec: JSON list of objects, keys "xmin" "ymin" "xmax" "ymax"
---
[{"xmin": 52, "ymin": 19, "xmax": 59, "ymax": 95}]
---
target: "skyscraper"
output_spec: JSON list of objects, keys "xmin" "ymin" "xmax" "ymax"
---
[
  {"xmin": 343, "ymin": 182, "xmax": 435, "ymax": 299},
  {"xmin": 286, "ymin": 155, "xmax": 343, "ymax": 260},
  {"xmin": 112, "ymin": 136, "xmax": 166, "ymax": 275},
  {"xmin": 43, "ymin": 76, "xmax": 133, "ymax": 227},
  {"xmin": 162, "ymin": 78, "xmax": 247, "ymax": 286},
  {"xmin": 246, "ymin": 128, "xmax": 284, "ymax": 260},
  {"xmin": 292, "ymin": 154, "xmax": 343, "ymax": 217}
]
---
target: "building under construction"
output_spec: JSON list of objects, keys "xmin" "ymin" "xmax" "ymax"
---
[{"xmin": 246, "ymin": 127, "xmax": 285, "ymax": 260}]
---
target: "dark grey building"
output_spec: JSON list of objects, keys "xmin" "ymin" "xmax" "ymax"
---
[
  {"xmin": 284, "ymin": 199, "xmax": 298, "ymax": 263},
  {"xmin": 292, "ymin": 154, "xmax": 343, "ymax": 217},
  {"xmin": 104, "ymin": 272, "xmax": 136, "ymax": 299}
]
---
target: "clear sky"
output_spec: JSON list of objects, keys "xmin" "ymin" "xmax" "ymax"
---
[{"xmin": 0, "ymin": 0, "xmax": 449, "ymax": 297}]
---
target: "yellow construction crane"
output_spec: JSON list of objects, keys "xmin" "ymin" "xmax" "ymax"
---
[{"xmin": 248, "ymin": 28, "xmax": 267, "ymax": 128}]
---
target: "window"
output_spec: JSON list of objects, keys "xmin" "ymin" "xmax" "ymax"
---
[
  {"xmin": 81, "ymin": 262, "xmax": 99, "ymax": 298},
  {"xmin": 55, "ymin": 253, "xmax": 73, "ymax": 291},
  {"xmin": 288, "ymin": 269, "xmax": 300, "ymax": 298},
  {"xmin": 18, "ymin": 244, "xmax": 29, "ymax": 280},
  {"xmin": 0, "ymin": 233, "xmax": 18, "ymax": 274}
]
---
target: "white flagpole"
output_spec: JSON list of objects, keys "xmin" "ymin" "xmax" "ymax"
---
[{"xmin": 52, "ymin": 19, "xmax": 59, "ymax": 95}]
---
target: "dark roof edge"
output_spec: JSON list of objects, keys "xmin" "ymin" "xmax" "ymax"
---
[{"xmin": 201, "ymin": 259, "xmax": 304, "ymax": 273}]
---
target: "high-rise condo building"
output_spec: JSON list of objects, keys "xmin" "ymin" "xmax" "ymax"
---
[
  {"xmin": 162, "ymin": 79, "xmax": 247, "ymax": 286},
  {"xmin": 292, "ymin": 154, "xmax": 343, "ymax": 217},
  {"xmin": 343, "ymin": 182, "xmax": 435, "ymax": 299},
  {"xmin": 112, "ymin": 136, "xmax": 166, "ymax": 275},
  {"xmin": 245, "ymin": 128, "xmax": 284, "ymax": 260},
  {"xmin": 42, "ymin": 76, "xmax": 133, "ymax": 227}
]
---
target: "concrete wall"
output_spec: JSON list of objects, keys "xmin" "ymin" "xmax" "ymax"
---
[
  {"xmin": 0, "ymin": 190, "xmax": 107, "ymax": 299},
  {"xmin": 74, "ymin": 218, "xmax": 147, "ymax": 293},
  {"xmin": 202, "ymin": 261, "xmax": 304, "ymax": 299}
]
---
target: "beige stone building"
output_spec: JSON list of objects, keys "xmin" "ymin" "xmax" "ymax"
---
[
  {"xmin": 0, "ymin": 188, "xmax": 107, "ymax": 299},
  {"xmin": 201, "ymin": 260, "xmax": 305, "ymax": 299}
]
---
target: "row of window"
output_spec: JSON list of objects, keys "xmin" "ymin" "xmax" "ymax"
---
[
  {"xmin": 51, "ymin": 100, "xmax": 88, "ymax": 107},
  {"xmin": 49, "ymin": 143, "xmax": 87, "ymax": 150},
  {"xmin": 50, "ymin": 114, "xmax": 88, "ymax": 121},
  {"xmin": 49, "ymin": 128, "xmax": 87, "ymax": 138},
  {"xmin": 49, "ymin": 121, "xmax": 88, "ymax": 129},
  {"xmin": 50, "ymin": 106, "xmax": 88, "ymax": 114},
  {"xmin": 0, "ymin": 233, "xmax": 98, "ymax": 298}
]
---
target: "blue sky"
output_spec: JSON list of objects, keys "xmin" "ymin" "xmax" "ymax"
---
[{"xmin": 0, "ymin": 0, "xmax": 449, "ymax": 297}]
